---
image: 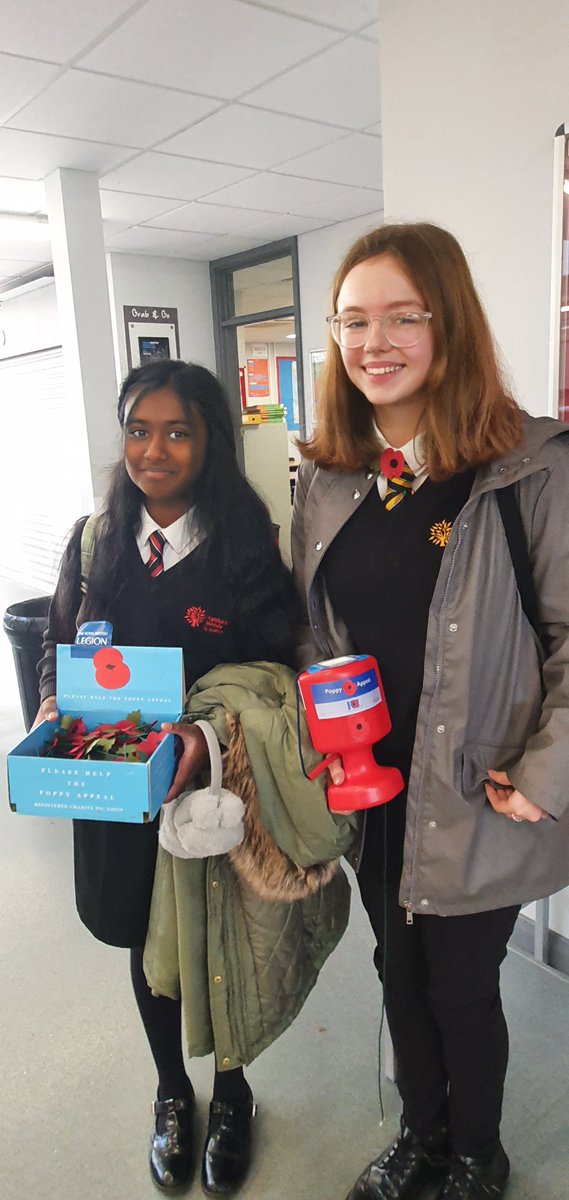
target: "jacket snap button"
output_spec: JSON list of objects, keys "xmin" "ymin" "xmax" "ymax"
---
[
  {"xmin": 212, "ymin": 880, "xmax": 220, "ymax": 888},
  {"xmin": 366, "ymin": 470, "xmax": 374, "ymax": 479},
  {"xmin": 214, "ymin": 975, "xmax": 222, "ymax": 984},
  {"xmin": 420, "ymin": 898, "xmax": 429, "ymax": 907},
  {"xmin": 437, "ymin": 724, "xmax": 445, "ymax": 734},
  {"xmin": 449, "ymin": 622, "xmax": 458, "ymax": 632},
  {"xmin": 353, "ymin": 489, "xmax": 361, "ymax": 500},
  {"xmin": 522, "ymin": 456, "xmax": 531, "ymax": 463},
  {"xmin": 429, "ymin": 820, "xmax": 437, "ymax": 829},
  {"xmin": 315, "ymin": 541, "xmax": 322, "ymax": 551},
  {"xmin": 222, "ymin": 1057, "xmax": 231, "ymax": 1066},
  {"xmin": 498, "ymin": 466, "xmax": 507, "ymax": 474}
]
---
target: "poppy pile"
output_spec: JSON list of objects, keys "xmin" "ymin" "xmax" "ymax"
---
[{"xmin": 42, "ymin": 711, "xmax": 166, "ymax": 763}]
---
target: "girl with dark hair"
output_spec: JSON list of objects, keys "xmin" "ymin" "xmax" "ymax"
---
[
  {"xmin": 292, "ymin": 223, "xmax": 569, "ymax": 1200},
  {"xmin": 36, "ymin": 358, "xmax": 302, "ymax": 1196}
]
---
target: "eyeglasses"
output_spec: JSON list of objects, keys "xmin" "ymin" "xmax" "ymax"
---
[{"xmin": 326, "ymin": 309, "xmax": 432, "ymax": 349}]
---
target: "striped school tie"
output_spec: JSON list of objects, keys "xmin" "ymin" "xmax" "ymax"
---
[
  {"xmin": 383, "ymin": 462, "xmax": 415, "ymax": 511},
  {"xmin": 146, "ymin": 529, "xmax": 166, "ymax": 577}
]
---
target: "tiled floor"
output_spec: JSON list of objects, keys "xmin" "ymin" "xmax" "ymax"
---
[{"xmin": 1, "ymin": 575, "xmax": 568, "ymax": 1200}]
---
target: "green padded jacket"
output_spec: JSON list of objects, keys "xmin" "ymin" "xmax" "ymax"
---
[{"xmin": 143, "ymin": 661, "xmax": 356, "ymax": 1070}]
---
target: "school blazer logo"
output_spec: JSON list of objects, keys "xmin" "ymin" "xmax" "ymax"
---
[
  {"xmin": 184, "ymin": 606, "xmax": 229, "ymax": 635},
  {"xmin": 429, "ymin": 519, "xmax": 452, "ymax": 548}
]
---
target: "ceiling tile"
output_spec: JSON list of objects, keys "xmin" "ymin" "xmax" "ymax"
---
[
  {"xmin": 80, "ymin": 0, "xmax": 339, "ymax": 99},
  {"xmin": 359, "ymin": 20, "xmax": 380, "ymax": 41},
  {"xmin": 8, "ymin": 70, "xmax": 222, "ymax": 149},
  {"xmin": 0, "ymin": 127, "xmax": 132, "ymax": 180},
  {"xmin": 105, "ymin": 225, "xmax": 223, "ymax": 256},
  {"xmin": 234, "ymin": 212, "xmax": 330, "ymax": 239},
  {"xmin": 145, "ymin": 201, "xmax": 272, "ymax": 235},
  {"xmin": 159, "ymin": 104, "xmax": 346, "ymax": 170},
  {"xmin": 101, "ymin": 218, "xmax": 131, "ymax": 239},
  {"xmin": 0, "ymin": 54, "xmax": 60, "ymax": 124},
  {"xmin": 0, "ymin": 0, "xmax": 140, "ymax": 63},
  {"xmin": 185, "ymin": 234, "xmax": 263, "ymax": 261},
  {"xmin": 98, "ymin": 190, "xmax": 190, "ymax": 226},
  {"xmin": 243, "ymin": 37, "xmax": 380, "ymax": 129},
  {"xmin": 0, "ymin": 177, "xmax": 46, "ymax": 212},
  {"xmin": 100, "ymin": 152, "xmax": 254, "ymax": 200},
  {"xmin": 295, "ymin": 187, "xmax": 383, "ymax": 221},
  {"xmin": 243, "ymin": 0, "xmax": 378, "ymax": 31},
  {"xmin": 198, "ymin": 171, "xmax": 353, "ymax": 213},
  {"xmin": 276, "ymin": 132, "xmax": 382, "ymax": 189}
]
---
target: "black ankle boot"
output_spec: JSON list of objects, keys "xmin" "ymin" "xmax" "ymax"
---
[
  {"xmin": 201, "ymin": 1097, "xmax": 256, "ymax": 1196},
  {"xmin": 345, "ymin": 1120, "xmax": 450, "ymax": 1200},
  {"xmin": 149, "ymin": 1096, "xmax": 196, "ymax": 1193},
  {"xmin": 434, "ymin": 1143, "xmax": 510, "ymax": 1198}
]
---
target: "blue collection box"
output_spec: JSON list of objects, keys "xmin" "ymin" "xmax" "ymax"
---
[{"xmin": 7, "ymin": 642, "xmax": 184, "ymax": 823}]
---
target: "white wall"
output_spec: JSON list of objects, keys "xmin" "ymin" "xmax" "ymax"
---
[
  {"xmin": 0, "ymin": 283, "xmax": 59, "ymax": 360},
  {"xmin": 297, "ymin": 211, "xmax": 383, "ymax": 433},
  {"xmin": 379, "ymin": 0, "xmax": 569, "ymax": 417},
  {"xmin": 107, "ymin": 252, "xmax": 216, "ymax": 385},
  {"xmin": 379, "ymin": 0, "xmax": 569, "ymax": 938}
]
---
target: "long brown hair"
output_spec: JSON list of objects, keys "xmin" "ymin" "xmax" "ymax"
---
[{"xmin": 299, "ymin": 223, "xmax": 523, "ymax": 478}]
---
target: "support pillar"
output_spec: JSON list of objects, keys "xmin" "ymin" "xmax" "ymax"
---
[{"xmin": 44, "ymin": 168, "xmax": 118, "ymax": 510}]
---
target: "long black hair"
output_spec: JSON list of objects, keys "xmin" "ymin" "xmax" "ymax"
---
[{"xmin": 53, "ymin": 359, "xmax": 300, "ymax": 666}]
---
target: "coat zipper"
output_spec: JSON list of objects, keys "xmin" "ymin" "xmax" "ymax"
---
[{"xmin": 405, "ymin": 512, "xmax": 469, "ymax": 915}]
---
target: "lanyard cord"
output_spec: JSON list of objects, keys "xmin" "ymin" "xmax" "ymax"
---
[
  {"xmin": 376, "ymin": 802, "xmax": 388, "ymax": 1125},
  {"xmin": 297, "ymin": 671, "xmax": 389, "ymax": 1124}
]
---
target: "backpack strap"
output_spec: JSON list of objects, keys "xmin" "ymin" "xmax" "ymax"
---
[
  {"xmin": 495, "ymin": 484, "xmax": 542, "ymax": 643},
  {"xmin": 79, "ymin": 513, "xmax": 100, "ymax": 595}
]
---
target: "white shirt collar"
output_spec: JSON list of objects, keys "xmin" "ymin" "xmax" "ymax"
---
[{"xmin": 139, "ymin": 505, "xmax": 198, "ymax": 553}]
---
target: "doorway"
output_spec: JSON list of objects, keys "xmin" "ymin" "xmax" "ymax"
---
[{"xmin": 210, "ymin": 238, "xmax": 304, "ymax": 559}]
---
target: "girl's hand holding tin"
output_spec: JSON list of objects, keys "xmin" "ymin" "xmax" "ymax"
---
[{"xmin": 161, "ymin": 720, "xmax": 209, "ymax": 803}]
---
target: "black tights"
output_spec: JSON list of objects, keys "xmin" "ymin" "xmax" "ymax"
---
[
  {"xmin": 129, "ymin": 948, "xmax": 250, "ymax": 1103},
  {"xmin": 356, "ymin": 870, "xmax": 519, "ymax": 1160}
]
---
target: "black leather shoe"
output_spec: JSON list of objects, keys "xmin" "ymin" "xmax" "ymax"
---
[
  {"xmin": 345, "ymin": 1122, "xmax": 449, "ymax": 1200},
  {"xmin": 434, "ymin": 1143, "xmax": 510, "ymax": 1198},
  {"xmin": 149, "ymin": 1096, "xmax": 196, "ymax": 1193},
  {"xmin": 201, "ymin": 1098, "xmax": 256, "ymax": 1196}
]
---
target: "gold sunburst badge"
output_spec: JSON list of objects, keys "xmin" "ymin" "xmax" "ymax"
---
[{"xmin": 429, "ymin": 519, "xmax": 453, "ymax": 548}]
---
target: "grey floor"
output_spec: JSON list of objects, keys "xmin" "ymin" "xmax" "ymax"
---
[{"xmin": 1, "ymin": 576, "xmax": 568, "ymax": 1200}]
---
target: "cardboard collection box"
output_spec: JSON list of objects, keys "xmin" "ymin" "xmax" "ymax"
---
[{"xmin": 8, "ymin": 640, "xmax": 184, "ymax": 823}]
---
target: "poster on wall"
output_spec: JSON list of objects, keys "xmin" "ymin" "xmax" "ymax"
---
[
  {"xmin": 123, "ymin": 305, "xmax": 180, "ymax": 370},
  {"xmin": 276, "ymin": 356, "xmax": 299, "ymax": 429},
  {"xmin": 247, "ymin": 357, "xmax": 270, "ymax": 399}
]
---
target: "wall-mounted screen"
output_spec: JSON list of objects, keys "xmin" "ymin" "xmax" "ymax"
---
[{"xmin": 138, "ymin": 336, "xmax": 171, "ymax": 362}]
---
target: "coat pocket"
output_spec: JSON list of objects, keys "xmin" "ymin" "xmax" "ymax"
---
[{"xmin": 461, "ymin": 742, "xmax": 524, "ymax": 801}]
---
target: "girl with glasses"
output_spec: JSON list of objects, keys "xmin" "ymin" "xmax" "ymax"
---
[{"xmin": 292, "ymin": 222, "xmax": 569, "ymax": 1200}]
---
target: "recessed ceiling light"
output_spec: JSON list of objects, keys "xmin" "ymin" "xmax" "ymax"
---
[{"xmin": 0, "ymin": 211, "xmax": 50, "ymax": 241}]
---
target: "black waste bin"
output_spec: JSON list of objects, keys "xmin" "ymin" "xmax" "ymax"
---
[{"xmin": 3, "ymin": 596, "xmax": 52, "ymax": 732}]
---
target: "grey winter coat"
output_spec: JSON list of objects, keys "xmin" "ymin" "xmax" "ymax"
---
[{"xmin": 291, "ymin": 414, "xmax": 569, "ymax": 917}]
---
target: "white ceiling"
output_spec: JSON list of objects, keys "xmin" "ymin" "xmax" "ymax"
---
[{"xmin": 0, "ymin": 0, "xmax": 382, "ymax": 288}]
